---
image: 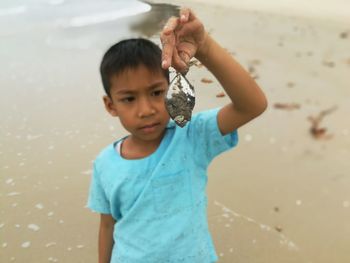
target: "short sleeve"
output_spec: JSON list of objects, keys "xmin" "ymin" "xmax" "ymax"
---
[
  {"xmin": 188, "ymin": 108, "xmax": 238, "ymax": 165},
  {"xmin": 87, "ymin": 162, "xmax": 111, "ymax": 214}
]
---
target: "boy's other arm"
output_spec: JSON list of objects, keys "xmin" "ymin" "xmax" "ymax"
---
[
  {"xmin": 196, "ymin": 35, "xmax": 268, "ymax": 135},
  {"xmin": 98, "ymin": 214, "xmax": 115, "ymax": 263}
]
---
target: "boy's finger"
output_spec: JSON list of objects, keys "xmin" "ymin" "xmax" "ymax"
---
[
  {"xmin": 163, "ymin": 16, "xmax": 179, "ymax": 35},
  {"xmin": 160, "ymin": 33, "xmax": 174, "ymax": 69},
  {"xmin": 179, "ymin": 51, "xmax": 190, "ymax": 66},
  {"xmin": 172, "ymin": 48, "xmax": 188, "ymax": 73},
  {"xmin": 183, "ymin": 8, "xmax": 198, "ymax": 23},
  {"xmin": 177, "ymin": 19, "xmax": 203, "ymax": 39},
  {"xmin": 179, "ymin": 7, "xmax": 190, "ymax": 23}
]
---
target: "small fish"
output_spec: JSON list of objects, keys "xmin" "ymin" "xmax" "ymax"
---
[{"xmin": 165, "ymin": 71, "xmax": 195, "ymax": 127}]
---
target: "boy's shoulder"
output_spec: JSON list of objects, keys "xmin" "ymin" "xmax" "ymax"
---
[
  {"xmin": 191, "ymin": 108, "xmax": 220, "ymax": 122},
  {"xmin": 94, "ymin": 140, "xmax": 120, "ymax": 169}
]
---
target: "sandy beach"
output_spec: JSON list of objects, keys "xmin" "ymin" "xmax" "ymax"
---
[{"xmin": 1, "ymin": 0, "xmax": 350, "ymax": 262}]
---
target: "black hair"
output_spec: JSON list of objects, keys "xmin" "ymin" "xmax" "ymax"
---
[{"xmin": 100, "ymin": 38, "xmax": 169, "ymax": 97}]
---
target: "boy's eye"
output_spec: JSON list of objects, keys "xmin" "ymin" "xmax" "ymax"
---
[
  {"xmin": 120, "ymin": 96, "xmax": 134, "ymax": 103},
  {"xmin": 152, "ymin": 90, "xmax": 164, "ymax": 97}
]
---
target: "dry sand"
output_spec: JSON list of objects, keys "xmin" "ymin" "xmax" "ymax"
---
[{"xmin": 1, "ymin": 0, "xmax": 350, "ymax": 262}]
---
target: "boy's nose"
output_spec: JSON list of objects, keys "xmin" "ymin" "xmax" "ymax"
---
[{"xmin": 137, "ymin": 97, "xmax": 156, "ymax": 118}]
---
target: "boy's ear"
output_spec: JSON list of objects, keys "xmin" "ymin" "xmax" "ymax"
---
[{"xmin": 103, "ymin": 95, "xmax": 118, "ymax": 117}]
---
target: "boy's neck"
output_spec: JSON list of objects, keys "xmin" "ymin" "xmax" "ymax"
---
[{"xmin": 121, "ymin": 132, "xmax": 165, "ymax": 159}]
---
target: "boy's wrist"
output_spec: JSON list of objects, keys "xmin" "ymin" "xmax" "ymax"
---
[{"xmin": 195, "ymin": 33, "xmax": 213, "ymax": 63}]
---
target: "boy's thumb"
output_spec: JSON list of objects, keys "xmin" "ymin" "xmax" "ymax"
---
[{"xmin": 179, "ymin": 51, "xmax": 190, "ymax": 66}]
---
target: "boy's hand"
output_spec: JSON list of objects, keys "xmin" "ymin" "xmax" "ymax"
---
[{"xmin": 160, "ymin": 8, "xmax": 208, "ymax": 73}]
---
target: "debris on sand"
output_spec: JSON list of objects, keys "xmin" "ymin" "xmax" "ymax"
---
[
  {"xmin": 339, "ymin": 31, "xmax": 349, "ymax": 39},
  {"xmin": 322, "ymin": 60, "xmax": 336, "ymax": 68},
  {"xmin": 275, "ymin": 226, "xmax": 283, "ymax": 232},
  {"xmin": 201, "ymin": 78, "xmax": 213, "ymax": 84},
  {"xmin": 224, "ymin": 48, "xmax": 236, "ymax": 56},
  {"xmin": 28, "ymin": 224, "xmax": 40, "ymax": 232},
  {"xmin": 21, "ymin": 241, "xmax": 31, "ymax": 248},
  {"xmin": 45, "ymin": 242, "xmax": 57, "ymax": 248},
  {"xmin": 247, "ymin": 65, "xmax": 259, "ymax": 79},
  {"xmin": 274, "ymin": 103, "xmax": 301, "ymax": 110},
  {"xmin": 248, "ymin": 65, "xmax": 256, "ymax": 74},
  {"xmin": 250, "ymin": 59, "xmax": 261, "ymax": 66},
  {"xmin": 191, "ymin": 59, "xmax": 204, "ymax": 68},
  {"xmin": 287, "ymin": 82, "xmax": 295, "ymax": 88},
  {"xmin": 216, "ymin": 92, "xmax": 226, "ymax": 98},
  {"xmin": 247, "ymin": 59, "xmax": 261, "ymax": 79},
  {"xmin": 307, "ymin": 106, "xmax": 337, "ymax": 140}
]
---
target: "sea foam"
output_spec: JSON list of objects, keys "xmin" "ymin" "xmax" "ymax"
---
[{"xmin": 60, "ymin": 2, "xmax": 151, "ymax": 28}]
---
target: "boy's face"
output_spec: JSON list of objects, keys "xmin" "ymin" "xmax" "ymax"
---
[{"xmin": 103, "ymin": 64, "xmax": 170, "ymax": 143}]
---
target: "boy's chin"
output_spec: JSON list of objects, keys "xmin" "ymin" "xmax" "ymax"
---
[{"xmin": 134, "ymin": 128, "xmax": 166, "ymax": 142}]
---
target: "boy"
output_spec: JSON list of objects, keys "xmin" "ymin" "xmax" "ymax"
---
[{"xmin": 87, "ymin": 8, "xmax": 267, "ymax": 263}]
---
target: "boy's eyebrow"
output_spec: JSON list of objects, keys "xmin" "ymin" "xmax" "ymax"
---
[
  {"xmin": 115, "ymin": 89, "xmax": 134, "ymax": 95},
  {"xmin": 147, "ymin": 80, "xmax": 166, "ymax": 90},
  {"xmin": 115, "ymin": 80, "xmax": 166, "ymax": 95}
]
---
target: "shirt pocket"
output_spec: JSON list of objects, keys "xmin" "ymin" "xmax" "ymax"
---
[{"xmin": 151, "ymin": 169, "xmax": 193, "ymax": 214}]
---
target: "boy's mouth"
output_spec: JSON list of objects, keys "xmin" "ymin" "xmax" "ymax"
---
[{"xmin": 139, "ymin": 122, "xmax": 160, "ymax": 133}]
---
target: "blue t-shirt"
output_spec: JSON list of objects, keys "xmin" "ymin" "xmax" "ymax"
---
[{"xmin": 87, "ymin": 108, "xmax": 238, "ymax": 263}]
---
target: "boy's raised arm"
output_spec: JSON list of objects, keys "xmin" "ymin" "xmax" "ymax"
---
[
  {"xmin": 161, "ymin": 8, "xmax": 267, "ymax": 135},
  {"xmin": 196, "ymin": 35, "xmax": 268, "ymax": 135}
]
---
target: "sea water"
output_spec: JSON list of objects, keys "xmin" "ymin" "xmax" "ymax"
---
[
  {"xmin": 0, "ymin": 0, "xmax": 151, "ymax": 31},
  {"xmin": 0, "ymin": 0, "xmax": 155, "ymax": 48},
  {"xmin": 0, "ymin": 0, "xmax": 181, "ymax": 51}
]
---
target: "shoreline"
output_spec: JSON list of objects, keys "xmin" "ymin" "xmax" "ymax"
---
[{"xmin": 146, "ymin": 0, "xmax": 350, "ymax": 25}]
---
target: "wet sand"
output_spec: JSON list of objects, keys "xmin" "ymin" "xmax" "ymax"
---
[{"xmin": 1, "ymin": 1, "xmax": 350, "ymax": 262}]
